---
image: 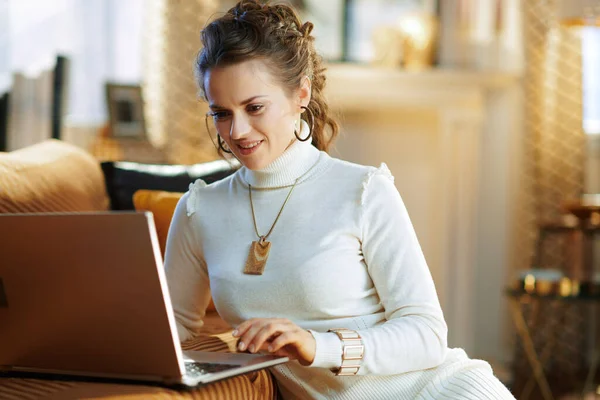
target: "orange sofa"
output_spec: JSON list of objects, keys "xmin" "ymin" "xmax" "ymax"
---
[{"xmin": 0, "ymin": 140, "xmax": 277, "ymax": 399}]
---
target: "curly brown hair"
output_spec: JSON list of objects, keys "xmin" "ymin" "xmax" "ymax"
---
[{"xmin": 195, "ymin": 0, "xmax": 339, "ymax": 152}]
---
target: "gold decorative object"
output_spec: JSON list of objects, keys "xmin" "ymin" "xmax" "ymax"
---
[
  {"xmin": 559, "ymin": 277, "xmax": 572, "ymax": 297},
  {"xmin": 371, "ymin": 26, "xmax": 403, "ymax": 68},
  {"xmin": 397, "ymin": 13, "xmax": 439, "ymax": 71},
  {"xmin": 524, "ymin": 274, "xmax": 536, "ymax": 294}
]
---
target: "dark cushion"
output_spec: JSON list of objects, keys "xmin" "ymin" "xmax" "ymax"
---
[
  {"xmin": 0, "ymin": 92, "xmax": 9, "ymax": 152},
  {"xmin": 100, "ymin": 159, "xmax": 239, "ymax": 210}
]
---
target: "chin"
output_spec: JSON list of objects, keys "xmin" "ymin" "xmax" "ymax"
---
[{"xmin": 237, "ymin": 156, "xmax": 270, "ymax": 171}]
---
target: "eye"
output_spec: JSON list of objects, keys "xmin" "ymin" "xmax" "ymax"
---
[
  {"xmin": 247, "ymin": 104, "xmax": 264, "ymax": 113},
  {"xmin": 210, "ymin": 110, "xmax": 231, "ymax": 121}
]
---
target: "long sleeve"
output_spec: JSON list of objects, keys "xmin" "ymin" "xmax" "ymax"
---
[
  {"xmin": 164, "ymin": 191, "xmax": 212, "ymax": 342},
  {"xmin": 309, "ymin": 167, "xmax": 448, "ymax": 375},
  {"xmin": 357, "ymin": 169, "xmax": 447, "ymax": 375}
]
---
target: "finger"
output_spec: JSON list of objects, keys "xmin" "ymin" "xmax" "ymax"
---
[
  {"xmin": 248, "ymin": 324, "xmax": 288, "ymax": 353},
  {"xmin": 233, "ymin": 319, "xmax": 266, "ymax": 351},
  {"xmin": 257, "ymin": 332, "xmax": 282, "ymax": 351},
  {"xmin": 268, "ymin": 331, "xmax": 298, "ymax": 353},
  {"xmin": 232, "ymin": 318, "xmax": 260, "ymax": 337},
  {"xmin": 238, "ymin": 319, "xmax": 289, "ymax": 352},
  {"xmin": 238, "ymin": 319, "xmax": 283, "ymax": 352},
  {"xmin": 234, "ymin": 318, "xmax": 289, "ymax": 337}
]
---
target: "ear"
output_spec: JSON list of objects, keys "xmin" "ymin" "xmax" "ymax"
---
[{"xmin": 296, "ymin": 76, "xmax": 312, "ymax": 110}]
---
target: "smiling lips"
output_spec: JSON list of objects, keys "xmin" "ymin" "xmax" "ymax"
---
[{"xmin": 237, "ymin": 140, "xmax": 264, "ymax": 155}]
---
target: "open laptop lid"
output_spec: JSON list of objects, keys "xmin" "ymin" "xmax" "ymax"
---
[{"xmin": 0, "ymin": 212, "xmax": 186, "ymax": 382}]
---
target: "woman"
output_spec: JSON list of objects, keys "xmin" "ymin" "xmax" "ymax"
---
[{"xmin": 165, "ymin": 1, "xmax": 515, "ymax": 398}]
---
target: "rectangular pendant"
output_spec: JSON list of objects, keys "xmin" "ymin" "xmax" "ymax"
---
[{"xmin": 244, "ymin": 240, "xmax": 271, "ymax": 275}]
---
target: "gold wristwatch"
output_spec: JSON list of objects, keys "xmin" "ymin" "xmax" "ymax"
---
[{"xmin": 328, "ymin": 328, "xmax": 364, "ymax": 376}]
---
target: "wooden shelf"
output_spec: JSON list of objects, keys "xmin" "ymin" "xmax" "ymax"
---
[{"xmin": 324, "ymin": 63, "xmax": 522, "ymax": 111}]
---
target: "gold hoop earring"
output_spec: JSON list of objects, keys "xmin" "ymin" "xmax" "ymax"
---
[
  {"xmin": 295, "ymin": 106, "xmax": 314, "ymax": 142},
  {"xmin": 205, "ymin": 113, "xmax": 233, "ymax": 154},
  {"xmin": 217, "ymin": 134, "xmax": 233, "ymax": 154}
]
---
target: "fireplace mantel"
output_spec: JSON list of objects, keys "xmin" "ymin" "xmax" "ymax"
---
[{"xmin": 326, "ymin": 63, "xmax": 520, "ymax": 111}]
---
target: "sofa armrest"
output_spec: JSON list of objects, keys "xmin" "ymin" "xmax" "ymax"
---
[{"xmin": 0, "ymin": 139, "xmax": 110, "ymax": 213}]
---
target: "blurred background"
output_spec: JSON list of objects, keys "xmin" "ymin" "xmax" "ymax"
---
[{"xmin": 1, "ymin": 0, "xmax": 600, "ymax": 398}]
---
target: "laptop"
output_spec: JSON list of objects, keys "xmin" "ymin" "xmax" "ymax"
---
[{"xmin": 0, "ymin": 212, "xmax": 288, "ymax": 387}]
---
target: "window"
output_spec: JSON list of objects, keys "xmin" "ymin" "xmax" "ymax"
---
[{"xmin": 0, "ymin": 0, "xmax": 144, "ymax": 122}]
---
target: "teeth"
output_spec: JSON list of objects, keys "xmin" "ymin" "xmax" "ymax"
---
[{"xmin": 240, "ymin": 141, "xmax": 261, "ymax": 149}]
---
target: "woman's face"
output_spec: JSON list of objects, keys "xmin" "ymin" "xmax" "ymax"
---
[{"xmin": 204, "ymin": 59, "xmax": 310, "ymax": 170}]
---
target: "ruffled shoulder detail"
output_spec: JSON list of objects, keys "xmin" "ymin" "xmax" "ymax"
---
[
  {"xmin": 186, "ymin": 179, "xmax": 207, "ymax": 217},
  {"xmin": 361, "ymin": 163, "xmax": 394, "ymax": 205}
]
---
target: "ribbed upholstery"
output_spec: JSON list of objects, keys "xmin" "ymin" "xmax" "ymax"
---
[
  {"xmin": 0, "ymin": 139, "xmax": 109, "ymax": 213},
  {"xmin": 0, "ymin": 330, "xmax": 277, "ymax": 399}
]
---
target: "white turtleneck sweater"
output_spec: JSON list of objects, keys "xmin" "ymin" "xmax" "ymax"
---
[{"xmin": 164, "ymin": 129, "xmax": 514, "ymax": 399}]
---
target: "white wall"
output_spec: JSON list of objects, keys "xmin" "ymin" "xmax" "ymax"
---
[{"xmin": 332, "ymin": 109, "xmax": 441, "ymax": 278}]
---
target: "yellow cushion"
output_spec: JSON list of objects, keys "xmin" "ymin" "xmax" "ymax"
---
[
  {"xmin": 133, "ymin": 189, "xmax": 216, "ymax": 312},
  {"xmin": 132, "ymin": 190, "xmax": 181, "ymax": 255}
]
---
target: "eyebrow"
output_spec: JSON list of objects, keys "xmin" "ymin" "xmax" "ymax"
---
[{"xmin": 209, "ymin": 95, "xmax": 268, "ymax": 110}]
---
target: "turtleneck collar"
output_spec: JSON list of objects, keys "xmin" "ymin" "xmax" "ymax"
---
[{"xmin": 238, "ymin": 120, "xmax": 322, "ymax": 189}]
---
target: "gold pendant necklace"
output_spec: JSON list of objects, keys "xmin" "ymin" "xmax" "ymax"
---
[{"xmin": 243, "ymin": 178, "xmax": 299, "ymax": 275}]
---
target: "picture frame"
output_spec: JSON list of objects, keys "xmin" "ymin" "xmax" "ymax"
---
[
  {"xmin": 343, "ymin": 0, "xmax": 439, "ymax": 63},
  {"xmin": 105, "ymin": 83, "xmax": 146, "ymax": 139}
]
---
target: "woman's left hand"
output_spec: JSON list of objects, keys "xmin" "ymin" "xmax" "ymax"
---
[{"xmin": 232, "ymin": 318, "xmax": 316, "ymax": 366}]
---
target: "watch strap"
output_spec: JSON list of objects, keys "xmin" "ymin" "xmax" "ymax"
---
[{"xmin": 328, "ymin": 328, "xmax": 364, "ymax": 376}]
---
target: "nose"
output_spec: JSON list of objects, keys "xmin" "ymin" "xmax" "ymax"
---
[{"xmin": 228, "ymin": 113, "xmax": 252, "ymax": 141}]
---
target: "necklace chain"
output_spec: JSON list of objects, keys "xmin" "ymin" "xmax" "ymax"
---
[
  {"xmin": 248, "ymin": 177, "xmax": 299, "ymax": 242},
  {"xmin": 247, "ymin": 152, "xmax": 323, "ymax": 242}
]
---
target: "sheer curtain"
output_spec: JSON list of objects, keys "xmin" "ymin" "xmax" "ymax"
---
[
  {"xmin": 583, "ymin": 27, "xmax": 600, "ymax": 135},
  {"xmin": 0, "ymin": 0, "xmax": 144, "ymax": 150},
  {"xmin": 583, "ymin": 27, "xmax": 600, "ymax": 192}
]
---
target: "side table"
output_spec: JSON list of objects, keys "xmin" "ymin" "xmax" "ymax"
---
[
  {"xmin": 90, "ymin": 136, "xmax": 168, "ymax": 164},
  {"xmin": 506, "ymin": 288, "xmax": 600, "ymax": 400}
]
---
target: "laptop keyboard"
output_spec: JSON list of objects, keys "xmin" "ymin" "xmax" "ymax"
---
[{"xmin": 185, "ymin": 361, "xmax": 241, "ymax": 377}]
